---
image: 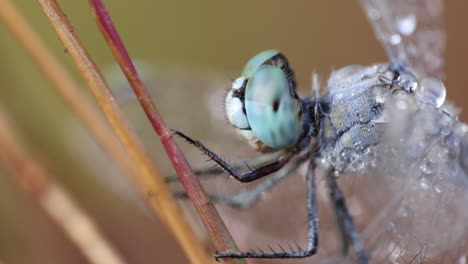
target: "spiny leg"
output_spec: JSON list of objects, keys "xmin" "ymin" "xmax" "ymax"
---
[
  {"xmin": 215, "ymin": 156, "xmax": 318, "ymax": 259},
  {"xmin": 173, "ymin": 130, "xmax": 294, "ymax": 183},
  {"xmin": 166, "ymin": 152, "xmax": 283, "ymax": 183},
  {"xmin": 326, "ymin": 169, "xmax": 368, "ymax": 264},
  {"xmin": 174, "ymin": 151, "xmax": 309, "ymax": 209}
]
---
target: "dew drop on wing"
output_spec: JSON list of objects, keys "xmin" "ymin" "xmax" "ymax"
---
[
  {"xmin": 353, "ymin": 93, "xmax": 468, "ymax": 263},
  {"xmin": 396, "ymin": 14, "xmax": 417, "ymax": 36},
  {"xmin": 419, "ymin": 76, "xmax": 447, "ymax": 107},
  {"xmin": 359, "ymin": 0, "xmax": 446, "ymax": 79},
  {"xmin": 389, "ymin": 34, "xmax": 402, "ymax": 45}
]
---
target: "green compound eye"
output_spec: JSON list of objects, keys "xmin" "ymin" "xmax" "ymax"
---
[
  {"xmin": 245, "ymin": 63, "xmax": 303, "ymax": 149},
  {"xmin": 242, "ymin": 50, "xmax": 280, "ymax": 78}
]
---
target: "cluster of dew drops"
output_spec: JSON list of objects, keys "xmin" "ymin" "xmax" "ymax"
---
[{"xmin": 318, "ymin": 144, "xmax": 377, "ymax": 174}]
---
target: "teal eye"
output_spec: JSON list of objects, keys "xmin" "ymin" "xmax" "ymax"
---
[
  {"xmin": 242, "ymin": 50, "xmax": 280, "ymax": 78},
  {"xmin": 245, "ymin": 65, "xmax": 303, "ymax": 149}
]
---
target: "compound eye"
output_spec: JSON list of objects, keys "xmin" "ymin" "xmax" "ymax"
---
[
  {"xmin": 245, "ymin": 65, "xmax": 303, "ymax": 149},
  {"xmin": 242, "ymin": 50, "xmax": 280, "ymax": 78}
]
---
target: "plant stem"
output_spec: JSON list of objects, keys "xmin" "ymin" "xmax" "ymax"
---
[
  {"xmin": 88, "ymin": 1, "xmax": 242, "ymax": 263},
  {"xmin": 0, "ymin": 109, "xmax": 127, "ymax": 264},
  {"xmin": 35, "ymin": 0, "xmax": 214, "ymax": 263},
  {"xmin": 0, "ymin": 0, "xmax": 139, "ymax": 209}
]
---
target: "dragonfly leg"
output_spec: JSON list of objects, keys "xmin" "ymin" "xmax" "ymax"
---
[
  {"xmin": 215, "ymin": 159, "xmax": 318, "ymax": 259},
  {"xmin": 165, "ymin": 152, "xmax": 282, "ymax": 183},
  {"xmin": 326, "ymin": 169, "xmax": 368, "ymax": 264},
  {"xmin": 173, "ymin": 130, "xmax": 294, "ymax": 183},
  {"xmin": 174, "ymin": 151, "xmax": 308, "ymax": 209}
]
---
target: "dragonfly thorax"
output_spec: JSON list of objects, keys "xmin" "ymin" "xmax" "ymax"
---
[
  {"xmin": 317, "ymin": 64, "xmax": 393, "ymax": 172},
  {"xmin": 317, "ymin": 63, "xmax": 448, "ymax": 173}
]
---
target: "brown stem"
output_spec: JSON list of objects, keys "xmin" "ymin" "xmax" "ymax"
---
[
  {"xmin": 34, "ymin": 0, "xmax": 215, "ymax": 263},
  {"xmin": 87, "ymin": 1, "xmax": 242, "ymax": 263},
  {"xmin": 0, "ymin": 110, "xmax": 127, "ymax": 264},
  {"xmin": 0, "ymin": 0, "xmax": 139, "ymax": 212}
]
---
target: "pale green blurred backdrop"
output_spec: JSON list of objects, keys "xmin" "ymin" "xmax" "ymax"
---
[{"xmin": 0, "ymin": 1, "xmax": 467, "ymax": 263}]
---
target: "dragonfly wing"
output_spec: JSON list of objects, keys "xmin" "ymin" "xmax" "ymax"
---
[
  {"xmin": 359, "ymin": 0, "xmax": 445, "ymax": 79},
  {"xmin": 346, "ymin": 93, "xmax": 468, "ymax": 263}
]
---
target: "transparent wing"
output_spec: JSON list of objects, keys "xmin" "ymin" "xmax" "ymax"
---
[
  {"xmin": 356, "ymin": 1, "xmax": 468, "ymax": 261},
  {"xmin": 342, "ymin": 94, "xmax": 468, "ymax": 263},
  {"xmin": 359, "ymin": 0, "xmax": 445, "ymax": 79}
]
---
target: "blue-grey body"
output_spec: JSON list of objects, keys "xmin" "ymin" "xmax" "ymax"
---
[
  {"xmin": 317, "ymin": 63, "xmax": 468, "ymax": 179},
  {"xmin": 318, "ymin": 65, "xmax": 388, "ymax": 172}
]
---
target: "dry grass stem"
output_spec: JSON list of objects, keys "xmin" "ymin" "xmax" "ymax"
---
[
  {"xmin": 0, "ymin": 110, "xmax": 127, "ymax": 264},
  {"xmin": 35, "ymin": 0, "xmax": 212, "ymax": 263},
  {"xmin": 0, "ymin": 0, "xmax": 140, "ymax": 200},
  {"xmin": 88, "ymin": 1, "xmax": 242, "ymax": 263}
]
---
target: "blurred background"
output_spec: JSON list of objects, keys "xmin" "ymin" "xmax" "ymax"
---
[{"xmin": 0, "ymin": 0, "xmax": 467, "ymax": 263}]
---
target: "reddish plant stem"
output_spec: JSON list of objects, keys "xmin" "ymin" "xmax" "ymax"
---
[
  {"xmin": 88, "ymin": 1, "xmax": 242, "ymax": 263},
  {"xmin": 35, "ymin": 0, "xmax": 213, "ymax": 263}
]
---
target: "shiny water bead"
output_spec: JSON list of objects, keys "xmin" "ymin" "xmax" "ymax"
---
[
  {"xmin": 396, "ymin": 14, "xmax": 417, "ymax": 36},
  {"xmin": 241, "ymin": 50, "xmax": 280, "ymax": 77},
  {"xmin": 397, "ymin": 72, "xmax": 418, "ymax": 92},
  {"xmin": 419, "ymin": 77, "xmax": 446, "ymax": 108},
  {"xmin": 245, "ymin": 65, "xmax": 303, "ymax": 149}
]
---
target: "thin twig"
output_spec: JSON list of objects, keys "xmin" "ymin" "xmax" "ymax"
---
[
  {"xmin": 87, "ymin": 1, "xmax": 242, "ymax": 263},
  {"xmin": 34, "ymin": 0, "xmax": 214, "ymax": 263},
  {"xmin": 0, "ymin": 110, "xmax": 127, "ymax": 264},
  {"xmin": 0, "ymin": 0, "xmax": 139, "ymax": 205}
]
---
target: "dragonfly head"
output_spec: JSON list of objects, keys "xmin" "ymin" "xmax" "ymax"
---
[{"xmin": 225, "ymin": 50, "xmax": 304, "ymax": 150}]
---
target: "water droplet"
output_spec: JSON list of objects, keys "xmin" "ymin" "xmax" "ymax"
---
[
  {"xmin": 319, "ymin": 157, "xmax": 327, "ymax": 165},
  {"xmin": 397, "ymin": 72, "xmax": 418, "ymax": 92},
  {"xmin": 363, "ymin": 146, "xmax": 371, "ymax": 155},
  {"xmin": 420, "ymin": 178, "xmax": 430, "ymax": 190},
  {"xmin": 390, "ymin": 34, "xmax": 402, "ymax": 45},
  {"xmin": 420, "ymin": 159, "xmax": 436, "ymax": 175},
  {"xmin": 340, "ymin": 151, "xmax": 347, "ymax": 158},
  {"xmin": 352, "ymin": 159, "xmax": 365, "ymax": 171},
  {"xmin": 396, "ymin": 14, "xmax": 417, "ymax": 36},
  {"xmin": 419, "ymin": 77, "xmax": 446, "ymax": 107}
]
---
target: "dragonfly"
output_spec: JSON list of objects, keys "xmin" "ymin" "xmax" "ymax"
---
[{"xmin": 172, "ymin": 0, "xmax": 468, "ymax": 263}]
